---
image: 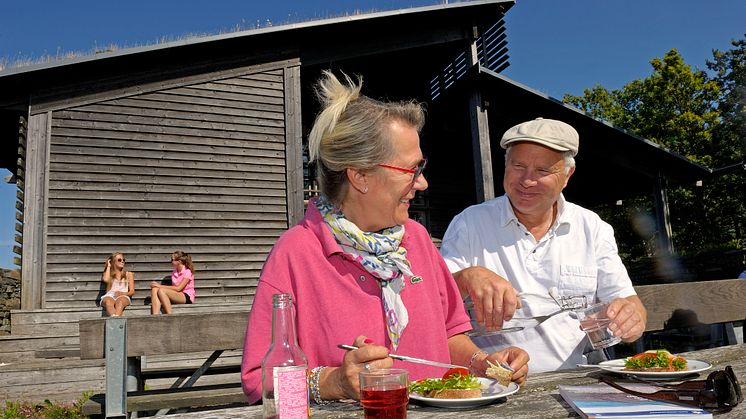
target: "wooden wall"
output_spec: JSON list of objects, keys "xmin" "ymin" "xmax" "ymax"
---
[{"xmin": 38, "ymin": 65, "xmax": 297, "ymax": 308}]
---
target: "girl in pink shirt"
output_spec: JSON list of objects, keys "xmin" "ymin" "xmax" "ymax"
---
[{"xmin": 150, "ymin": 250, "xmax": 195, "ymax": 314}]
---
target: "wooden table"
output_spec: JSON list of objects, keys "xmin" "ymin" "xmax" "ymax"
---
[{"xmin": 144, "ymin": 344, "xmax": 746, "ymax": 418}]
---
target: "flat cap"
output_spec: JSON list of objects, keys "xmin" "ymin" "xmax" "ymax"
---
[{"xmin": 500, "ymin": 118, "xmax": 579, "ymax": 156}]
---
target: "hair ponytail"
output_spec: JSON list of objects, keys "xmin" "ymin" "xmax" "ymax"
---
[
  {"xmin": 308, "ymin": 70, "xmax": 361, "ymax": 162},
  {"xmin": 172, "ymin": 250, "xmax": 194, "ymax": 273},
  {"xmin": 307, "ymin": 70, "xmax": 425, "ymax": 203}
]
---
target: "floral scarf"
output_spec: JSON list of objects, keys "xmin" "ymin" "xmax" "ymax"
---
[{"xmin": 315, "ymin": 195, "xmax": 414, "ymax": 350}]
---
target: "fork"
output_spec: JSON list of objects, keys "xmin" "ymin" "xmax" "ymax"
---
[{"xmin": 510, "ymin": 308, "xmax": 567, "ymax": 325}]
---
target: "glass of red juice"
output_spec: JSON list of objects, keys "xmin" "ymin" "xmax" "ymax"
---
[{"xmin": 359, "ymin": 368, "xmax": 409, "ymax": 419}]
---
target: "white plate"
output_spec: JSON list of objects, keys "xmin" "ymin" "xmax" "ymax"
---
[
  {"xmin": 409, "ymin": 378, "xmax": 519, "ymax": 408},
  {"xmin": 597, "ymin": 358, "xmax": 712, "ymax": 378}
]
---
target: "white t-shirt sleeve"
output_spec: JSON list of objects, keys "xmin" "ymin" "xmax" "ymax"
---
[{"xmin": 440, "ymin": 212, "xmax": 474, "ymax": 274}]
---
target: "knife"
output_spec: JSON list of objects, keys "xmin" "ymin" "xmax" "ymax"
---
[{"xmin": 337, "ymin": 344, "xmax": 468, "ymax": 370}]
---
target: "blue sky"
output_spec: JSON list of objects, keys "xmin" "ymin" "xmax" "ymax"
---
[{"xmin": 0, "ymin": 0, "xmax": 744, "ymax": 268}]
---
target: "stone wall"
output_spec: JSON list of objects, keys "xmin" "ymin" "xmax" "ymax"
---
[{"xmin": 0, "ymin": 268, "xmax": 21, "ymax": 335}]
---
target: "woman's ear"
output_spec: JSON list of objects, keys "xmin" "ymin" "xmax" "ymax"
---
[{"xmin": 346, "ymin": 167, "xmax": 369, "ymax": 194}]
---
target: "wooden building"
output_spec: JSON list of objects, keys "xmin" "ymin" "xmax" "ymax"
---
[{"xmin": 0, "ymin": 0, "xmax": 709, "ymax": 315}]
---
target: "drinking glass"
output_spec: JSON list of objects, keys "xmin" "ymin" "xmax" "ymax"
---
[
  {"xmin": 574, "ymin": 301, "xmax": 622, "ymax": 349},
  {"xmin": 359, "ymin": 368, "xmax": 408, "ymax": 419}
]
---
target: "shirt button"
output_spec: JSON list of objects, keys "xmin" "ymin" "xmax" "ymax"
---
[{"xmin": 359, "ymin": 275, "xmax": 366, "ymax": 282}]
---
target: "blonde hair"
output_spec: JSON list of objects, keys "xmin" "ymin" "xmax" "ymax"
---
[
  {"xmin": 171, "ymin": 250, "xmax": 194, "ymax": 273},
  {"xmin": 103, "ymin": 252, "xmax": 127, "ymax": 281},
  {"xmin": 307, "ymin": 70, "xmax": 425, "ymax": 202}
]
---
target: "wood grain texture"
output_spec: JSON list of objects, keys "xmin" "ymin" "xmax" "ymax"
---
[
  {"xmin": 79, "ymin": 311, "xmax": 249, "ymax": 359},
  {"xmin": 21, "ymin": 112, "xmax": 51, "ymax": 310},
  {"xmin": 149, "ymin": 344, "xmax": 746, "ymax": 419},
  {"xmin": 39, "ymin": 66, "xmax": 291, "ymax": 311},
  {"xmin": 283, "ymin": 65, "xmax": 304, "ymax": 226},
  {"xmin": 635, "ymin": 279, "xmax": 746, "ymax": 331},
  {"xmin": 31, "ymin": 58, "xmax": 297, "ymax": 114}
]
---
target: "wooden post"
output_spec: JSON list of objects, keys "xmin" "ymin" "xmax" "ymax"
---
[
  {"xmin": 21, "ymin": 112, "xmax": 51, "ymax": 310},
  {"xmin": 653, "ymin": 172, "xmax": 674, "ymax": 254},
  {"xmin": 467, "ymin": 25, "xmax": 494, "ymax": 203},
  {"xmin": 284, "ymin": 65, "xmax": 304, "ymax": 226}
]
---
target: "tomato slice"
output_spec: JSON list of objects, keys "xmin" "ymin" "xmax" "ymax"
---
[{"xmin": 443, "ymin": 367, "xmax": 471, "ymax": 379}]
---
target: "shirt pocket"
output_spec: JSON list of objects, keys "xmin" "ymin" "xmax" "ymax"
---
[{"xmin": 558, "ymin": 264, "xmax": 598, "ymax": 297}]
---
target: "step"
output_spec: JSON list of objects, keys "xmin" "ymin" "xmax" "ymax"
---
[
  {"xmin": 0, "ymin": 334, "xmax": 79, "ymax": 364},
  {"xmin": 35, "ymin": 344, "xmax": 81, "ymax": 359},
  {"xmin": 0, "ymin": 358, "xmax": 106, "ymax": 403}
]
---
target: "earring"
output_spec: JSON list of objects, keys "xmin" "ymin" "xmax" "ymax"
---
[{"xmin": 362, "ymin": 186, "xmax": 369, "ymax": 194}]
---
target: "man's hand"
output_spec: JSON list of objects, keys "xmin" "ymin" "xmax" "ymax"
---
[
  {"xmin": 606, "ymin": 295, "xmax": 647, "ymax": 342},
  {"xmin": 453, "ymin": 266, "xmax": 519, "ymax": 330}
]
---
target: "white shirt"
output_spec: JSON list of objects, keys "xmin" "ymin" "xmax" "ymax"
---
[{"xmin": 440, "ymin": 194, "xmax": 636, "ymax": 372}]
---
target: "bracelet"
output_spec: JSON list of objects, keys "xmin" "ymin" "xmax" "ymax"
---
[
  {"xmin": 309, "ymin": 366, "xmax": 332, "ymax": 405},
  {"xmin": 468, "ymin": 350, "xmax": 487, "ymax": 374}
]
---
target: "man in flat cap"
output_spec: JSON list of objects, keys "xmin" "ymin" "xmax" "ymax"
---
[{"xmin": 441, "ymin": 118, "xmax": 647, "ymax": 372}]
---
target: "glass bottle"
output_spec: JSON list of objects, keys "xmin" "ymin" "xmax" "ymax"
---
[{"xmin": 261, "ymin": 293, "xmax": 309, "ymax": 419}]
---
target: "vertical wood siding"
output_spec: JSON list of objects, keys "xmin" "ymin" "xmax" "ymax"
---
[{"xmin": 44, "ymin": 68, "xmax": 289, "ymax": 308}]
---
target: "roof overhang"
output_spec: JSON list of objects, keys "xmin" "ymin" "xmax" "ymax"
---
[{"xmin": 0, "ymin": 0, "xmax": 514, "ymax": 110}]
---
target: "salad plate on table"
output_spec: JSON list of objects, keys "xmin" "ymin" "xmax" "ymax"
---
[
  {"xmin": 409, "ymin": 377, "xmax": 519, "ymax": 409},
  {"xmin": 598, "ymin": 350, "xmax": 712, "ymax": 379}
]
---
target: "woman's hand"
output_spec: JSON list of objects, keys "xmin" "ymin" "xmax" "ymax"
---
[
  {"xmin": 322, "ymin": 335, "xmax": 393, "ymax": 400},
  {"xmin": 150, "ymin": 281, "xmax": 160, "ymax": 289},
  {"xmin": 481, "ymin": 347, "xmax": 529, "ymax": 385}
]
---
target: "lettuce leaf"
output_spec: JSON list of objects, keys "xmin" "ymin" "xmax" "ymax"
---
[
  {"xmin": 623, "ymin": 349, "xmax": 687, "ymax": 371},
  {"xmin": 408, "ymin": 373, "xmax": 481, "ymax": 395}
]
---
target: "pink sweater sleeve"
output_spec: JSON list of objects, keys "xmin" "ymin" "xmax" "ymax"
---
[{"xmin": 242, "ymin": 271, "xmax": 289, "ymax": 403}]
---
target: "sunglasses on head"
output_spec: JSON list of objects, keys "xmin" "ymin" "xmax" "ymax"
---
[{"xmin": 601, "ymin": 366, "xmax": 742, "ymax": 411}]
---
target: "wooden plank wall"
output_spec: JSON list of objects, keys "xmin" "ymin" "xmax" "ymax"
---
[{"xmin": 43, "ymin": 68, "xmax": 290, "ymax": 308}]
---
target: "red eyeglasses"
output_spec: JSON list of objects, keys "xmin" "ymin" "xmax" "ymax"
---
[{"xmin": 378, "ymin": 158, "xmax": 427, "ymax": 183}]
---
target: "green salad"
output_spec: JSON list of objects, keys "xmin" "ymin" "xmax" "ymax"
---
[
  {"xmin": 623, "ymin": 349, "xmax": 687, "ymax": 371},
  {"xmin": 408, "ymin": 373, "xmax": 481, "ymax": 395}
]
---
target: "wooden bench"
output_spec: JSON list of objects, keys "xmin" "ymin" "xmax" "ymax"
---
[
  {"xmin": 635, "ymin": 278, "xmax": 746, "ymax": 332},
  {"xmin": 78, "ymin": 311, "xmax": 249, "ymax": 418},
  {"xmin": 630, "ymin": 278, "xmax": 746, "ymax": 352}
]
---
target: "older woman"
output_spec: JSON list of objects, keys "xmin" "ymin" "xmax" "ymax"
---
[{"xmin": 241, "ymin": 71, "xmax": 529, "ymax": 404}]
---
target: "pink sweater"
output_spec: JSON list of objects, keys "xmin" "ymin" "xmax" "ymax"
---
[{"xmin": 241, "ymin": 202, "xmax": 471, "ymax": 403}]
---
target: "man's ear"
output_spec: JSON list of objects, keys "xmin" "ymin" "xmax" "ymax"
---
[
  {"xmin": 563, "ymin": 166, "xmax": 576, "ymax": 188},
  {"xmin": 346, "ymin": 167, "xmax": 368, "ymax": 194}
]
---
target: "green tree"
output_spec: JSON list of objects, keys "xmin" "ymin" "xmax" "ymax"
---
[
  {"xmin": 706, "ymin": 36, "xmax": 746, "ymax": 251},
  {"xmin": 564, "ymin": 43, "xmax": 745, "ymax": 262}
]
